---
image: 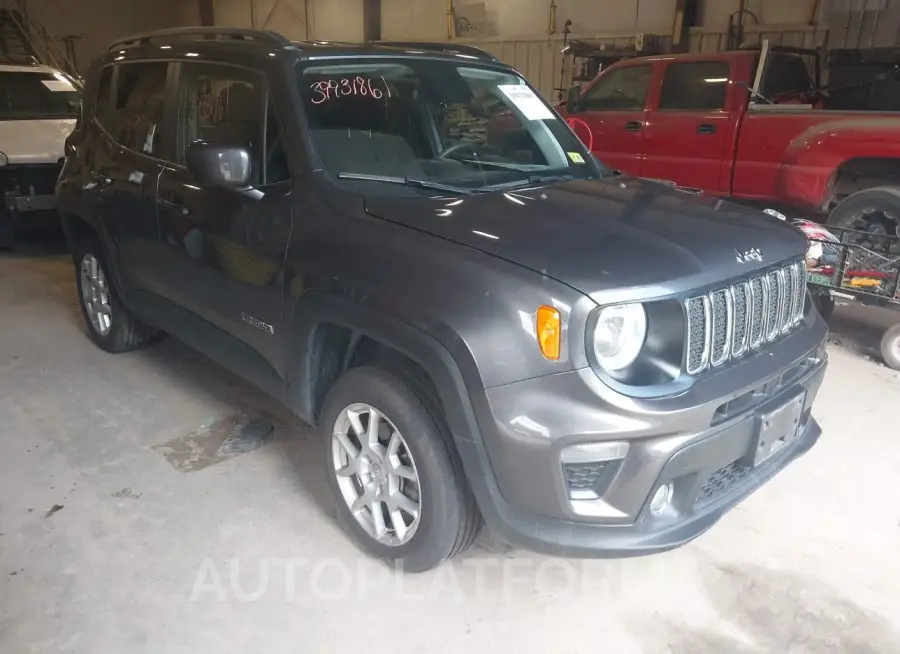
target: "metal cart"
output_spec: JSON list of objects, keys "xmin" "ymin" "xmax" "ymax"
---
[{"xmin": 805, "ymin": 225, "xmax": 900, "ymax": 369}]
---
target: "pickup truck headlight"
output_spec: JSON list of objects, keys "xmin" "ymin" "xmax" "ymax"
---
[{"xmin": 592, "ymin": 303, "xmax": 647, "ymax": 371}]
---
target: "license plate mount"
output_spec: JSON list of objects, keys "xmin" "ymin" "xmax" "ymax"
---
[{"xmin": 751, "ymin": 393, "xmax": 806, "ymax": 467}]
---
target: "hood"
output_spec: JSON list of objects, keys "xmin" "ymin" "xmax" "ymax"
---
[
  {"xmin": 0, "ymin": 119, "xmax": 75, "ymax": 165},
  {"xmin": 364, "ymin": 177, "xmax": 808, "ymax": 298}
]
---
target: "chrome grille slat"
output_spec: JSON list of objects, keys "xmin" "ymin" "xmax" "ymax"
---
[
  {"xmin": 685, "ymin": 259, "xmax": 806, "ymax": 376},
  {"xmin": 731, "ymin": 282, "xmax": 750, "ymax": 357}
]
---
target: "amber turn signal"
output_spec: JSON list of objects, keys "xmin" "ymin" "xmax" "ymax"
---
[{"xmin": 536, "ymin": 305, "xmax": 561, "ymax": 361}]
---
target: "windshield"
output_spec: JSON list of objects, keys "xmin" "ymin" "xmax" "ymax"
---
[
  {"xmin": 0, "ymin": 71, "xmax": 79, "ymax": 119},
  {"xmin": 297, "ymin": 58, "xmax": 599, "ymax": 193}
]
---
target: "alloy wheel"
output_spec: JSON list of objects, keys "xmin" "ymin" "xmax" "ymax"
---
[
  {"xmin": 80, "ymin": 254, "xmax": 112, "ymax": 336},
  {"xmin": 331, "ymin": 403, "xmax": 422, "ymax": 546}
]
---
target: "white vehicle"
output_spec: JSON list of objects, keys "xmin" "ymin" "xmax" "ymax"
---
[{"xmin": 0, "ymin": 55, "xmax": 79, "ymax": 245}]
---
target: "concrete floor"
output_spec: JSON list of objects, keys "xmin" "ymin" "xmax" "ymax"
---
[{"xmin": 1, "ymin": 250, "xmax": 899, "ymax": 654}]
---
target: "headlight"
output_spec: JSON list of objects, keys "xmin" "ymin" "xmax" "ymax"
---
[{"xmin": 592, "ymin": 303, "xmax": 647, "ymax": 371}]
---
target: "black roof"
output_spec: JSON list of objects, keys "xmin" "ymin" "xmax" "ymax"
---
[{"xmin": 106, "ymin": 27, "xmax": 500, "ymax": 64}]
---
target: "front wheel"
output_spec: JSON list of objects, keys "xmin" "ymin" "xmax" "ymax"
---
[
  {"xmin": 880, "ymin": 323, "xmax": 900, "ymax": 370},
  {"xmin": 320, "ymin": 365, "xmax": 480, "ymax": 572}
]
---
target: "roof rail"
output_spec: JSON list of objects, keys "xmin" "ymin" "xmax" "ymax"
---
[
  {"xmin": 369, "ymin": 41, "xmax": 500, "ymax": 62},
  {"xmin": 108, "ymin": 27, "xmax": 291, "ymax": 51}
]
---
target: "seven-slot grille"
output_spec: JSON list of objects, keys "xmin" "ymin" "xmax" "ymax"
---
[{"xmin": 685, "ymin": 260, "xmax": 807, "ymax": 375}]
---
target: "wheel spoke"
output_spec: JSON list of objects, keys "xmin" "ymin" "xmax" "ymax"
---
[
  {"xmin": 388, "ymin": 508, "xmax": 407, "ymax": 541},
  {"xmin": 334, "ymin": 431, "xmax": 360, "ymax": 459},
  {"xmin": 392, "ymin": 463, "xmax": 417, "ymax": 481},
  {"xmin": 335, "ymin": 463, "xmax": 356, "ymax": 477},
  {"xmin": 350, "ymin": 492, "xmax": 371, "ymax": 513},
  {"xmin": 347, "ymin": 409, "xmax": 365, "ymax": 438},
  {"xmin": 366, "ymin": 408, "xmax": 381, "ymax": 447},
  {"xmin": 392, "ymin": 491, "xmax": 419, "ymax": 519},
  {"xmin": 386, "ymin": 431, "xmax": 401, "ymax": 458},
  {"xmin": 371, "ymin": 500, "xmax": 387, "ymax": 538}
]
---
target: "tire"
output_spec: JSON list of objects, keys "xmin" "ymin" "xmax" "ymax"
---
[
  {"xmin": 813, "ymin": 292, "xmax": 835, "ymax": 321},
  {"xmin": 320, "ymin": 365, "xmax": 481, "ymax": 572},
  {"xmin": 74, "ymin": 237, "xmax": 159, "ymax": 353},
  {"xmin": 827, "ymin": 187, "xmax": 900, "ymax": 246},
  {"xmin": 880, "ymin": 323, "xmax": 900, "ymax": 370}
]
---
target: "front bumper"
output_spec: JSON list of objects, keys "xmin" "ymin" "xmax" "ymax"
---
[
  {"xmin": 1, "ymin": 164, "xmax": 62, "ymax": 243},
  {"xmin": 462, "ymin": 314, "xmax": 828, "ymax": 558}
]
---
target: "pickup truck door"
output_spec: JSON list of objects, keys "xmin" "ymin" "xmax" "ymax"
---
[
  {"xmin": 641, "ymin": 60, "xmax": 736, "ymax": 193},
  {"xmin": 568, "ymin": 63, "xmax": 654, "ymax": 177},
  {"xmin": 153, "ymin": 61, "xmax": 294, "ymax": 396}
]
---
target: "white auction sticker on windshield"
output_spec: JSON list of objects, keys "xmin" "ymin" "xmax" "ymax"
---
[{"xmin": 498, "ymin": 85, "xmax": 554, "ymax": 121}]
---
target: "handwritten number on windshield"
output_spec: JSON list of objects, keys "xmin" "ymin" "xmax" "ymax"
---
[{"xmin": 310, "ymin": 76, "xmax": 392, "ymax": 104}]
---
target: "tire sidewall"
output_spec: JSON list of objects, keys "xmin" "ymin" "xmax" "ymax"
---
[
  {"xmin": 881, "ymin": 324, "xmax": 900, "ymax": 370},
  {"xmin": 320, "ymin": 366, "xmax": 463, "ymax": 572}
]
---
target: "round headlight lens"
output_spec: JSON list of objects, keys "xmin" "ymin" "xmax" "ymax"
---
[{"xmin": 592, "ymin": 303, "xmax": 647, "ymax": 371}]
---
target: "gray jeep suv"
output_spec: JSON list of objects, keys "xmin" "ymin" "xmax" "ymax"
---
[{"xmin": 57, "ymin": 28, "xmax": 828, "ymax": 571}]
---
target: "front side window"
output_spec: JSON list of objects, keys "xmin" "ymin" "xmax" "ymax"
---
[
  {"xmin": 659, "ymin": 61, "xmax": 730, "ymax": 111},
  {"xmin": 581, "ymin": 65, "xmax": 652, "ymax": 111},
  {"xmin": 297, "ymin": 59, "xmax": 599, "ymax": 193},
  {"xmin": 0, "ymin": 71, "xmax": 79, "ymax": 119},
  {"xmin": 110, "ymin": 62, "xmax": 168, "ymax": 156},
  {"xmin": 177, "ymin": 63, "xmax": 267, "ymax": 183}
]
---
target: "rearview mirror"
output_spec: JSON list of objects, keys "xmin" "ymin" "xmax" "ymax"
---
[
  {"xmin": 566, "ymin": 85, "xmax": 582, "ymax": 113},
  {"xmin": 185, "ymin": 141, "xmax": 252, "ymax": 189}
]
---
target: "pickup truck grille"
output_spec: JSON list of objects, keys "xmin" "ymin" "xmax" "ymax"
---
[{"xmin": 685, "ymin": 260, "xmax": 806, "ymax": 375}]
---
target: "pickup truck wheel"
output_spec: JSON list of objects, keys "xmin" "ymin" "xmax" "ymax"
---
[
  {"xmin": 827, "ymin": 187, "xmax": 900, "ymax": 250},
  {"xmin": 74, "ymin": 238, "xmax": 159, "ymax": 353},
  {"xmin": 880, "ymin": 323, "xmax": 900, "ymax": 370},
  {"xmin": 320, "ymin": 365, "xmax": 480, "ymax": 572}
]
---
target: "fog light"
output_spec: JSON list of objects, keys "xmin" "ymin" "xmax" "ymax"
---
[{"xmin": 649, "ymin": 483, "xmax": 673, "ymax": 515}]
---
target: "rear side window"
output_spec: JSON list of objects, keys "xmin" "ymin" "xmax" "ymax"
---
[
  {"xmin": 659, "ymin": 61, "xmax": 730, "ymax": 111},
  {"xmin": 581, "ymin": 65, "xmax": 652, "ymax": 111},
  {"xmin": 108, "ymin": 62, "xmax": 169, "ymax": 157},
  {"xmin": 0, "ymin": 71, "xmax": 79, "ymax": 119},
  {"xmin": 176, "ymin": 62, "xmax": 266, "ymax": 183}
]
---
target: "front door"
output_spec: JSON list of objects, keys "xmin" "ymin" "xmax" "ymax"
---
[
  {"xmin": 154, "ymin": 61, "xmax": 295, "ymax": 392},
  {"xmin": 641, "ymin": 60, "xmax": 736, "ymax": 193},
  {"xmin": 568, "ymin": 63, "xmax": 654, "ymax": 177}
]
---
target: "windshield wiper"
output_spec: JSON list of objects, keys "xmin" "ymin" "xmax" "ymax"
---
[
  {"xmin": 336, "ymin": 172, "xmax": 472, "ymax": 194},
  {"xmin": 479, "ymin": 173, "xmax": 575, "ymax": 192}
]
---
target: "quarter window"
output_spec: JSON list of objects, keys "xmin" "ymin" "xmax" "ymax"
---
[
  {"xmin": 580, "ymin": 65, "xmax": 652, "ymax": 111},
  {"xmin": 659, "ymin": 61, "xmax": 730, "ymax": 111}
]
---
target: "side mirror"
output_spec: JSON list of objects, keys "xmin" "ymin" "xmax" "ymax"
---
[
  {"xmin": 185, "ymin": 141, "xmax": 252, "ymax": 189},
  {"xmin": 566, "ymin": 85, "xmax": 582, "ymax": 113}
]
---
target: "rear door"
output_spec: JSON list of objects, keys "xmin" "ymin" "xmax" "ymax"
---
[
  {"xmin": 91, "ymin": 61, "xmax": 172, "ymax": 292},
  {"xmin": 641, "ymin": 60, "xmax": 735, "ymax": 193},
  {"xmin": 569, "ymin": 63, "xmax": 654, "ymax": 176}
]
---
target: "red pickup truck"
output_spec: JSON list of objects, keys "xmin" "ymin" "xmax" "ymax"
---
[{"xmin": 558, "ymin": 43, "xmax": 900, "ymax": 238}]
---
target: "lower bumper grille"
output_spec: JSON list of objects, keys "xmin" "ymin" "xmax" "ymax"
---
[{"xmin": 694, "ymin": 461, "xmax": 752, "ymax": 509}]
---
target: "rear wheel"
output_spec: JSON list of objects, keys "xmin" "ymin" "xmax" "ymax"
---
[
  {"xmin": 827, "ymin": 187, "xmax": 900, "ymax": 252},
  {"xmin": 320, "ymin": 365, "xmax": 480, "ymax": 572},
  {"xmin": 74, "ymin": 238, "xmax": 160, "ymax": 352}
]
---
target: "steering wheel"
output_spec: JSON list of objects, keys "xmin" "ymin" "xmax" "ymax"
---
[{"xmin": 438, "ymin": 141, "xmax": 477, "ymax": 160}]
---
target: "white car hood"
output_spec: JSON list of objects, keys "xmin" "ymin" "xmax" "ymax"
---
[{"xmin": 0, "ymin": 118, "xmax": 76, "ymax": 165}]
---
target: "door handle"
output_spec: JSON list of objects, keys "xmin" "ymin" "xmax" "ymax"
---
[
  {"xmin": 91, "ymin": 171, "xmax": 112, "ymax": 186},
  {"xmin": 697, "ymin": 123, "xmax": 716, "ymax": 135},
  {"xmin": 624, "ymin": 121, "xmax": 643, "ymax": 132},
  {"xmin": 159, "ymin": 196, "xmax": 191, "ymax": 216}
]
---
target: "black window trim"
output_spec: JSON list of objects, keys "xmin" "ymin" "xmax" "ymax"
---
[{"xmin": 657, "ymin": 60, "xmax": 732, "ymax": 113}]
